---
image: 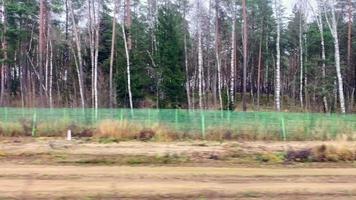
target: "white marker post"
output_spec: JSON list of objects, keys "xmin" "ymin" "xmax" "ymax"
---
[{"xmin": 67, "ymin": 130, "xmax": 72, "ymax": 141}]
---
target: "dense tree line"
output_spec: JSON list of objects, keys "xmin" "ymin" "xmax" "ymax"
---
[{"xmin": 0, "ymin": 0, "xmax": 355, "ymax": 113}]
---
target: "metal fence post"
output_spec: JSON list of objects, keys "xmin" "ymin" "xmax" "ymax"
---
[
  {"xmin": 32, "ymin": 112, "xmax": 37, "ymax": 137},
  {"xmin": 200, "ymin": 111, "xmax": 206, "ymax": 139},
  {"xmin": 4, "ymin": 107, "xmax": 8, "ymax": 122},
  {"xmin": 281, "ymin": 115, "xmax": 286, "ymax": 141}
]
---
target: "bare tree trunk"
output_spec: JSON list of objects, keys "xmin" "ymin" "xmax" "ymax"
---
[
  {"xmin": 183, "ymin": 4, "xmax": 191, "ymax": 110},
  {"xmin": 122, "ymin": 23, "xmax": 133, "ymax": 110},
  {"xmin": 198, "ymin": 23, "xmax": 203, "ymax": 110},
  {"xmin": 310, "ymin": 1, "xmax": 328, "ymax": 112},
  {"xmin": 0, "ymin": 1, "xmax": 7, "ymax": 106},
  {"xmin": 184, "ymin": 34, "xmax": 191, "ymax": 109},
  {"xmin": 88, "ymin": 0, "xmax": 95, "ymax": 107},
  {"xmin": 242, "ymin": 0, "xmax": 248, "ymax": 111},
  {"xmin": 299, "ymin": 12, "xmax": 304, "ymax": 109},
  {"xmin": 215, "ymin": 0, "xmax": 223, "ymax": 110},
  {"xmin": 347, "ymin": 0, "xmax": 352, "ymax": 73},
  {"xmin": 94, "ymin": 5, "xmax": 100, "ymax": 115},
  {"xmin": 304, "ymin": 35, "xmax": 309, "ymax": 109},
  {"xmin": 275, "ymin": 0, "xmax": 281, "ymax": 111},
  {"xmin": 39, "ymin": 0, "xmax": 48, "ymax": 105},
  {"xmin": 109, "ymin": 0, "xmax": 119, "ymax": 108},
  {"xmin": 68, "ymin": 0, "xmax": 85, "ymax": 109},
  {"xmin": 230, "ymin": 14, "xmax": 236, "ymax": 110},
  {"xmin": 257, "ymin": 22, "xmax": 263, "ymax": 110},
  {"xmin": 325, "ymin": 0, "xmax": 346, "ymax": 113},
  {"xmin": 347, "ymin": 0, "xmax": 353, "ymax": 111},
  {"xmin": 125, "ymin": 0, "xmax": 132, "ymax": 50},
  {"xmin": 49, "ymin": 38, "xmax": 53, "ymax": 108}
]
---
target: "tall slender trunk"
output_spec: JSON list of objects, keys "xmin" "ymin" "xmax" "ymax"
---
[
  {"xmin": 94, "ymin": 12, "xmax": 99, "ymax": 114},
  {"xmin": 183, "ymin": 4, "xmax": 191, "ymax": 110},
  {"xmin": 275, "ymin": 0, "xmax": 281, "ymax": 111},
  {"xmin": 109, "ymin": 0, "xmax": 119, "ymax": 108},
  {"xmin": 257, "ymin": 21, "xmax": 263, "ymax": 110},
  {"xmin": 198, "ymin": 24, "xmax": 203, "ymax": 110},
  {"xmin": 39, "ymin": 0, "xmax": 47, "ymax": 105},
  {"xmin": 264, "ymin": 27, "xmax": 269, "ymax": 95},
  {"xmin": 122, "ymin": 23, "xmax": 133, "ymax": 110},
  {"xmin": 347, "ymin": 0, "xmax": 353, "ymax": 110},
  {"xmin": 304, "ymin": 35, "xmax": 308, "ymax": 109},
  {"xmin": 242, "ymin": 0, "xmax": 248, "ymax": 111},
  {"xmin": 299, "ymin": 13, "xmax": 304, "ymax": 109},
  {"xmin": 347, "ymin": 0, "xmax": 352, "ymax": 72},
  {"xmin": 215, "ymin": 0, "xmax": 223, "ymax": 110},
  {"xmin": 0, "ymin": 1, "xmax": 7, "ymax": 106},
  {"xmin": 312, "ymin": 1, "xmax": 328, "ymax": 112},
  {"xmin": 230, "ymin": 15, "xmax": 236, "ymax": 109},
  {"xmin": 325, "ymin": 0, "xmax": 346, "ymax": 113},
  {"xmin": 125, "ymin": 0, "xmax": 132, "ymax": 50},
  {"xmin": 68, "ymin": 0, "xmax": 85, "ymax": 109},
  {"xmin": 88, "ymin": 0, "xmax": 95, "ymax": 107},
  {"xmin": 49, "ymin": 38, "xmax": 53, "ymax": 108},
  {"xmin": 184, "ymin": 34, "xmax": 191, "ymax": 109}
]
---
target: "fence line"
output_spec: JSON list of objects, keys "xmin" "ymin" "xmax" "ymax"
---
[{"xmin": 0, "ymin": 108, "xmax": 355, "ymax": 140}]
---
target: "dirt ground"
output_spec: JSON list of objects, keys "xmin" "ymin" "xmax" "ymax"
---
[{"xmin": 1, "ymin": 138, "xmax": 356, "ymax": 199}]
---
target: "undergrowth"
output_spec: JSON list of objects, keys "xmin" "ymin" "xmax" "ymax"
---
[{"xmin": 0, "ymin": 118, "xmax": 354, "ymax": 142}]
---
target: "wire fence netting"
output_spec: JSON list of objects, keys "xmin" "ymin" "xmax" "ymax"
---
[{"xmin": 0, "ymin": 108, "xmax": 355, "ymax": 140}]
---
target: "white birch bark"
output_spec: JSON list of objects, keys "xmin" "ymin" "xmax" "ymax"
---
[
  {"xmin": 299, "ymin": 12, "xmax": 304, "ymax": 109},
  {"xmin": 109, "ymin": 0, "xmax": 120, "ymax": 108},
  {"xmin": 198, "ymin": 25, "xmax": 203, "ymax": 110},
  {"xmin": 230, "ymin": 15, "xmax": 236, "ymax": 108},
  {"xmin": 122, "ymin": 23, "xmax": 133, "ymax": 110},
  {"xmin": 324, "ymin": 0, "xmax": 346, "ymax": 113},
  {"xmin": 309, "ymin": 1, "xmax": 328, "ymax": 112},
  {"xmin": 0, "ymin": 1, "xmax": 6, "ymax": 105},
  {"xmin": 215, "ymin": 0, "xmax": 223, "ymax": 110},
  {"xmin": 49, "ymin": 39, "xmax": 53, "ymax": 108},
  {"xmin": 68, "ymin": 0, "xmax": 85, "ymax": 109},
  {"xmin": 275, "ymin": 0, "xmax": 281, "ymax": 111}
]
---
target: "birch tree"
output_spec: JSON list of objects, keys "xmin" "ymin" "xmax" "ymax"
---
[
  {"xmin": 324, "ymin": 0, "xmax": 346, "ymax": 113},
  {"xmin": 109, "ymin": 0, "xmax": 120, "ymax": 108},
  {"xmin": 123, "ymin": 0, "xmax": 133, "ymax": 110},
  {"xmin": 309, "ymin": 1, "xmax": 328, "ymax": 112},
  {"xmin": 275, "ymin": 0, "xmax": 281, "ymax": 111},
  {"xmin": 183, "ymin": 1, "xmax": 191, "ymax": 109},
  {"xmin": 0, "ymin": 0, "xmax": 6, "ymax": 105},
  {"xmin": 230, "ymin": 3, "xmax": 236, "ymax": 110},
  {"xmin": 88, "ymin": 0, "xmax": 100, "ymax": 112},
  {"xmin": 197, "ymin": 0, "xmax": 204, "ymax": 110},
  {"xmin": 68, "ymin": 0, "xmax": 85, "ymax": 109},
  {"xmin": 215, "ymin": 0, "xmax": 223, "ymax": 110},
  {"xmin": 242, "ymin": 0, "xmax": 248, "ymax": 111},
  {"xmin": 298, "ymin": 7, "xmax": 304, "ymax": 109}
]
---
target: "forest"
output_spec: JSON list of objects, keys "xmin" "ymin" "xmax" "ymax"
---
[{"xmin": 0, "ymin": 0, "xmax": 355, "ymax": 113}]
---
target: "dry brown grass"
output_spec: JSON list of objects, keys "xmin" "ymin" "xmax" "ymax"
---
[
  {"xmin": 150, "ymin": 124, "xmax": 180, "ymax": 142},
  {"xmin": 0, "ymin": 122, "xmax": 25, "ymax": 136},
  {"xmin": 311, "ymin": 144, "xmax": 356, "ymax": 162},
  {"xmin": 95, "ymin": 120, "xmax": 142, "ymax": 140},
  {"xmin": 36, "ymin": 120, "xmax": 71, "ymax": 137},
  {"xmin": 94, "ymin": 120, "xmax": 189, "ymax": 142}
]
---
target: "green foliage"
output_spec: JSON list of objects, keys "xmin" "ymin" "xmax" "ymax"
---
[{"xmin": 156, "ymin": 3, "xmax": 186, "ymax": 108}]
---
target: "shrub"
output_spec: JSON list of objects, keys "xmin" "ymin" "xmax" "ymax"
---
[
  {"xmin": 257, "ymin": 152, "xmax": 284, "ymax": 163},
  {"xmin": 286, "ymin": 149, "xmax": 312, "ymax": 162}
]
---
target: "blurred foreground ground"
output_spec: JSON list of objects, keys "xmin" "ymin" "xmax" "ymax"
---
[{"xmin": 0, "ymin": 138, "xmax": 356, "ymax": 199}]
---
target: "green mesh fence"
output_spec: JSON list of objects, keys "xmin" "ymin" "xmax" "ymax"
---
[{"xmin": 0, "ymin": 107, "xmax": 355, "ymax": 140}]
